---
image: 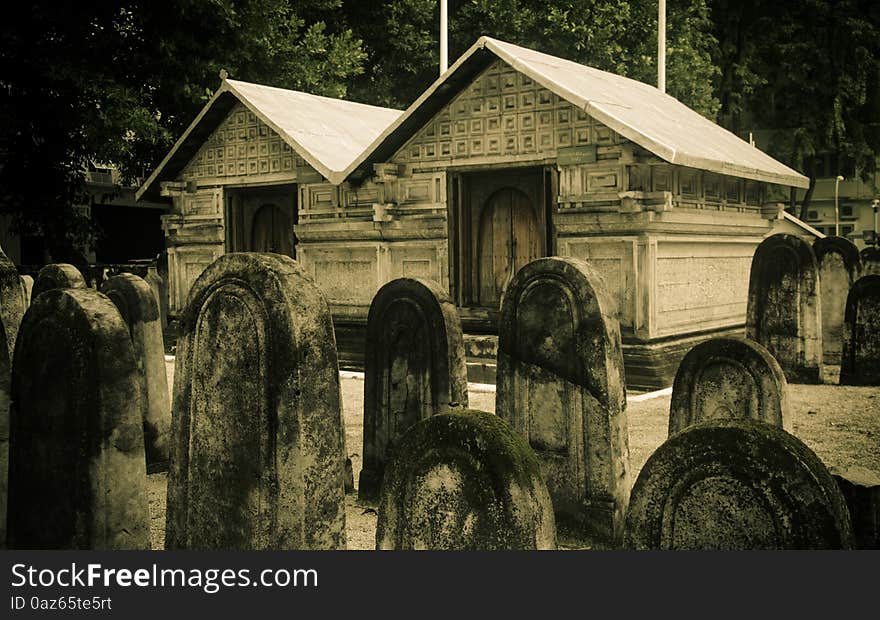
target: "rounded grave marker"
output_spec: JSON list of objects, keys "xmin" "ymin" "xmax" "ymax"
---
[
  {"xmin": 166, "ymin": 252, "xmax": 346, "ymax": 550},
  {"xmin": 624, "ymin": 419, "xmax": 854, "ymax": 550},
  {"xmin": 669, "ymin": 336, "xmax": 789, "ymax": 435},
  {"xmin": 813, "ymin": 236, "xmax": 860, "ymax": 365},
  {"xmin": 746, "ymin": 233, "xmax": 822, "ymax": 383},
  {"xmin": 6, "ymin": 288, "xmax": 149, "ymax": 549},
  {"xmin": 496, "ymin": 256, "xmax": 629, "ymax": 541},
  {"xmin": 377, "ymin": 409, "xmax": 556, "ymax": 550},
  {"xmin": 359, "ymin": 277, "xmax": 468, "ymax": 502},
  {"xmin": 840, "ymin": 274, "xmax": 880, "ymax": 386}
]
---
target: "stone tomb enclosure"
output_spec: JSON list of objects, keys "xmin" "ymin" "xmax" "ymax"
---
[
  {"xmin": 746, "ymin": 233, "xmax": 822, "ymax": 384},
  {"xmin": 0, "ymin": 247, "xmax": 25, "ymax": 360},
  {"xmin": 101, "ymin": 273, "xmax": 171, "ymax": 472},
  {"xmin": 6, "ymin": 288, "xmax": 150, "ymax": 549},
  {"xmin": 669, "ymin": 336, "xmax": 789, "ymax": 435},
  {"xmin": 496, "ymin": 256, "xmax": 630, "ymax": 542},
  {"xmin": 359, "ymin": 277, "xmax": 469, "ymax": 502},
  {"xmin": 376, "ymin": 409, "xmax": 556, "ymax": 550},
  {"xmin": 840, "ymin": 275, "xmax": 880, "ymax": 386},
  {"xmin": 813, "ymin": 236, "xmax": 861, "ymax": 365},
  {"xmin": 31, "ymin": 263, "xmax": 87, "ymax": 300},
  {"xmin": 165, "ymin": 252, "xmax": 347, "ymax": 550},
  {"xmin": 624, "ymin": 418, "xmax": 853, "ymax": 550}
]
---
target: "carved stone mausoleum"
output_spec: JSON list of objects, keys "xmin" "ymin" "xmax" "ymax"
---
[{"xmin": 139, "ymin": 37, "xmax": 816, "ymax": 389}]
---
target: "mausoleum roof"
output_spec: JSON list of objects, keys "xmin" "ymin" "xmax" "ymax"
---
[
  {"xmin": 137, "ymin": 79, "xmax": 402, "ymax": 199},
  {"xmin": 343, "ymin": 37, "xmax": 810, "ymax": 189}
]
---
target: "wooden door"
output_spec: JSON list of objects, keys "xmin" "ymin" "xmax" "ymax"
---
[
  {"xmin": 250, "ymin": 203, "xmax": 293, "ymax": 256},
  {"xmin": 477, "ymin": 188, "xmax": 539, "ymax": 305}
]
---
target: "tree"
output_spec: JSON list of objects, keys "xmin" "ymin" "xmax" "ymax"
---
[
  {"xmin": 345, "ymin": 1, "xmax": 720, "ymax": 118},
  {"xmin": 0, "ymin": 1, "xmax": 366, "ymax": 261},
  {"xmin": 710, "ymin": 0, "xmax": 880, "ymax": 216}
]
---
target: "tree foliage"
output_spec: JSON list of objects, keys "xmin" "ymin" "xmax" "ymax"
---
[
  {"xmin": 710, "ymin": 0, "xmax": 880, "ymax": 213},
  {"xmin": 0, "ymin": 0, "xmax": 365, "ymax": 259},
  {"xmin": 345, "ymin": 0, "xmax": 720, "ymax": 118}
]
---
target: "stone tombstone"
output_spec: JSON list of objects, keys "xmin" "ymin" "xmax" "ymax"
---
[
  {"xmin": 359, "ymin": 277, "xmax": 469, "ymax": 501},
  {"xmin": 31, "ymin": 263, "xmax": 87, "ymax": 300},
  {"xmin": 831, "ymin": 465, "xmax": 880, "ymax": 550},
  {"xmin": 101, "ymin": 273, "xmax": 171, "ymax": 472},
  {"xmin": 166, "ymin": 253, "xmax": 347, "ymax": 550},
  {"xmin": 6, "ymin": 288, "xmax": 150, "ymax": 549},
  {"xmin": 746, "ymin": 233, "xmax": 822, "ymax": 383},
  {"xmin": 860, "ymin": 246, "xmax": 880, "ymax": 277},
  {"xmin": 0, "ymin": 246, "xmax": 25, "ymax": 360},
  {"xmin": 813, "ymin": 236, "xmax": 860, "ymax": 365},
  {"xmin": 624, "ymin": 418, "xmax": 854, "ymax": 550},
  {"xmin": 496, "ymin": 256, "xmax": 630, "ymax": 541},
  {"xmin": 376, "ymin": 409, "xmax": 556, "ymax": 550},
  {"xmin": 669, "ymin": 336, "xmax": 790, "ymax": 435},
  {"xmin": 145, "ymin": 265, "xmax": 168, "ymax": 329},
  {"xmin": 840, "ymin": 275, "xmax": 880, "ymax": 386},
  {"xmin": 0, "ymin": 319, "xmax": 9, "ymax": 547},
  {"xmin": 19, "ymin": 275, "xmax": 33, "ymax": 308}
]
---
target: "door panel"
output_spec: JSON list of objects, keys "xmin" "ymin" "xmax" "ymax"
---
[{"xmin": 477, "ymin": 188, "xmax": 539, "ymax": 306}]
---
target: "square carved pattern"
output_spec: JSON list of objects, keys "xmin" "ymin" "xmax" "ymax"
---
[
  {"xmin": 182, "ymin": 103, "xmax": 301, "ymax": 181},
  {"xmin": 394, "ymin": 59, "xmax": 616, "ymax": 164}
]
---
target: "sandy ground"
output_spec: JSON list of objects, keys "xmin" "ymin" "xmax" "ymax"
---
[{"xmin": 149, "ymin": 360, "xmax": 880, "ymax": 550}]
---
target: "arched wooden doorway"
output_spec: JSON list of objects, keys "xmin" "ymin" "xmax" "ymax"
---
[
  {"xmin": 477, "ymin": 188, "xmax": 540, "ymax": 305},
  {"xmin": 251, "ymin": 203, "xmax": 293, "ymax": 255},
  {"xmin": 225, "ymin": 184, "xmax": 297, "ymax": 258},
  {"xmin": 448, "ymin": 167, "xmax": 554, "ymax": 311}
]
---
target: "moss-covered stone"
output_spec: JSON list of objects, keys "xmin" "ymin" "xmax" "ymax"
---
[
  {"xmin": 669, "ymin": 336, "xmax": 789, "ymax": 435},
  {"xmin": 840, "ymin": 275, "xmax": 880, "ymax": 386},
  {"xmin": 746, "ymin": 234, "xmax": 822, "ymax": 383},
  {"xmin": 101, "ymin": 273, "xmax": 170, "ymax": 472},
  {"xmin": 0, "ymin": 245, "xmax": 22, "ymax": 547},
  {"xmin": 496, "ymin": 256, "xmax": 630, "ymax": 542},
  {"xmin": 6, "ymin": 288, "xmax": 150, "ymax": 549},
  {"xmin": 814, "ymin": 236, "xmax": 860, "ymax": 365},
  {"xmin": 360, "ymin": 277, "xmax": 468, "ymax": 502},
  {"xmin": 31, "ymin": 263, "xmax": 86, "ymax": 301},
  {"xmin": 166, "ymin": 252, "xmax": 346, "ymax": 550},
  {"xmin": 624, "ymin": 418, "xmax": 853, "ymax": 550},
  {"xmin": 377, "ymin": 409, "xmax": 556, "ymax": 550}
]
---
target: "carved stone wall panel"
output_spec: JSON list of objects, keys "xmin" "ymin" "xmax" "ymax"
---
[
  {"xmin": 392, "ymin": 60, "xmax": 619, "ymax": 167},
  {"xmin": 655, "ymin": 242, "xmax": 755, "ymax": 335}
]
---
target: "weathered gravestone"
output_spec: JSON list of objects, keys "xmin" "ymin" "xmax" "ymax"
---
[
  {"xmin": 0, "ymin": 247, "xmax": 25, "ymax": 362},
  {"xmin": 31, "ymin": 263, "xmax": 86, "ymax": 300},
  {"xmin": 6, "ymin": 288, "xmax": 150, "ymax": 549},
  {"xmin": 376, "ymin": 409, "xmax": 556, "ymax": 550},
  {"xmin": 746, "ymin": 233, "xmax": 822, "ymax": 383},
  {"xmin": 830, "ymin": 465, "xmax": 880, "ymax": 550},
  {"xmin": 19, "ymin": 275, "xmax": 33, "ymax": 308},
  {"xmin": 144, "ymin": 265, "xmax": 168, "ymax": 329},
  {"xmin": 624, "ymin": 418, "xmax": 853, "ymax": 550},
  {"xmin": 0, "ymin": 247, "xmax": 23, "ymax": 547},
  {"xmin": 0, "ymin": 320, "xmax": 9, "ymax": 547},
  {"xmin": 101, "ymin": 273, "xmax": 171, "ymax": 472},
  {"xmin": 166, "ymin": 253, "xmax": 347, "ymax": 550},
  {"xmin": 861, "ymin": 246, "xmax": 880, "ymax": 277},
  {"xmin": 840, "ymin": 275, "xmax": 880, "ymax": 386},
  {"xmin": 359, "ymin": 277, "xmax": 468, "ymax": 501},
  {"xmin": 496, "ymin": 256, "xmax": 630, "ymax": 541},
  {"xmin": 813, "ymin": 236, "xmax": 860, "ymax": 365},
  {"xmin": 669, "ymin": 336, "xmax": 789, "ymax": 435}
]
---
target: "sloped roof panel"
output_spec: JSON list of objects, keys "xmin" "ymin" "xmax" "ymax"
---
[
  {"xmin": 137, "ymin": 80, "xmax": 402, "ymax": 199},
  {"xmin": 343, "ymin": 37, "xmax": 810, "ymax": 189}
]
